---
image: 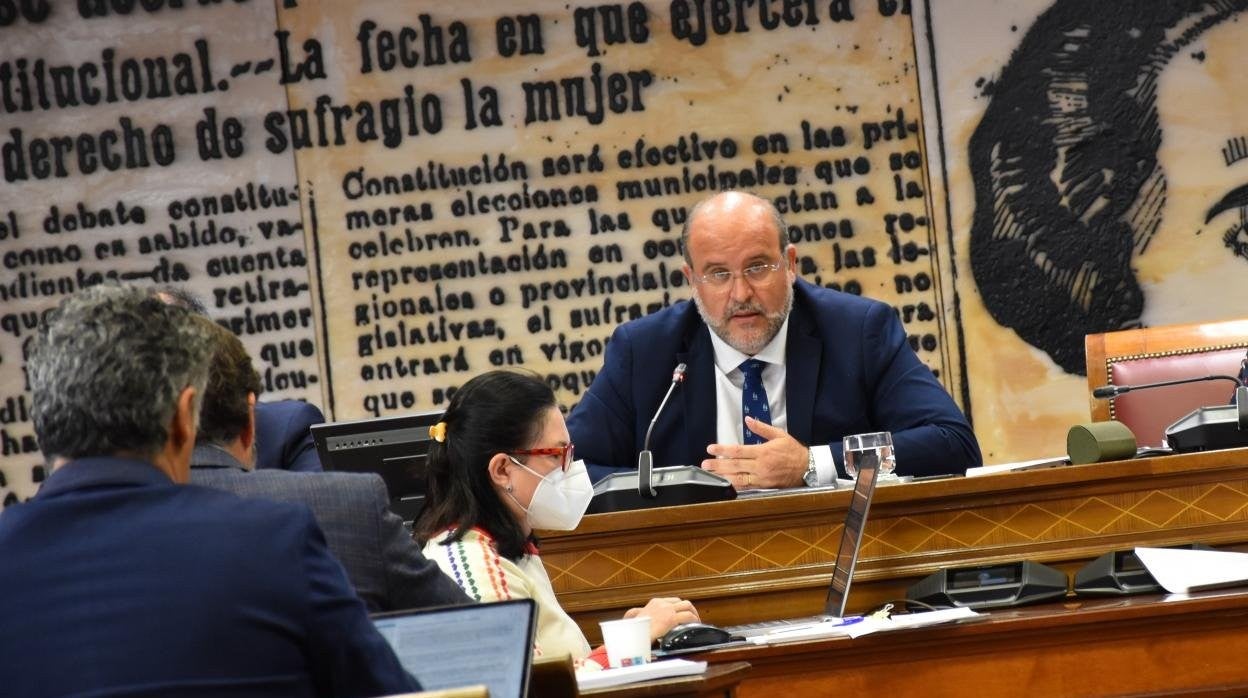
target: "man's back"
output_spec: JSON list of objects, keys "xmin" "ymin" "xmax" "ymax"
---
[
  {"xmin": 254, "ymin": 399, "xmax": 325, "ymax": 471},
  {"xmin": 0, "ymin": 458, "xmax": 416, "ymax": 698},
  {"xmin": 190, "ymin": 446, "xmax": 470, "ymax": 612}
]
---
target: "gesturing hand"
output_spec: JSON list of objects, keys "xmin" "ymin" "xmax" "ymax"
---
[{"xmin": 702, "ymin": 417, "xmax": 808, "ymax": 490}]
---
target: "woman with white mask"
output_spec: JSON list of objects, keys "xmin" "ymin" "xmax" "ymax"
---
[{"xmin": 417, "ymin": 370, "xmax": 700, "ymax": 670}]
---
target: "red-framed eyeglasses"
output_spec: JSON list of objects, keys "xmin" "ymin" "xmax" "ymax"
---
[{"xmin": 507, "ymin": 443, "xmax": 575, "ymax": 472}]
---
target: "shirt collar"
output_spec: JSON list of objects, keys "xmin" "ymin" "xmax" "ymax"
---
[
  {"xmin": 35, "ymin": 456, "xmax": 174, "ymax": 500},
  {"xmin": 190, "ymin": 443, "xmax": 250, "ymax": 471},
  {"xmin": 706, "ymin": 315, "xmax": 790, "ymax": 376}
]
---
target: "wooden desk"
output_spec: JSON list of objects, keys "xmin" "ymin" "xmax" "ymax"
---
[
  {"xmin": 696, "ymin": 589, "xmax": 1248, "ymax": 697},
  {"xmin": 543, "ymin": 448, "xmax": 1248, "ymax": 642},
  {"xmin": 581, "ymin": 662, "xmax": 751, "ymax": 698}
]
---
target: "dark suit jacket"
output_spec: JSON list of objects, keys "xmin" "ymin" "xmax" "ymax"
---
[
  {"xmin": 567, "ymin": 279, "xmax": 982, "ymax": 480},
  {"xmin": 191, "ymin": 445, "xmax": 470, "ymax": 612},
  {"xmin": 0, "ymin": 457, "xmax": 417, "ymax": 698},
  {"xmin": 255, "ymin": 399, "xmax": 324, "ymax": 472}
]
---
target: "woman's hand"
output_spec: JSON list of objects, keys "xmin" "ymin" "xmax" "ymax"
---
[{"xmin": 624, "ymin": 597, "xmax": 701, "ymax": 641}]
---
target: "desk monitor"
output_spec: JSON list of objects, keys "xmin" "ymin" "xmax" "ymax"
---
[{"xmin": 310, "ymin": 410, "xmax": 441, "ymax": 523}]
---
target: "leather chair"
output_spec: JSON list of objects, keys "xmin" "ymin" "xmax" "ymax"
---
[{"xmin": 1085, "ymin": 319, "xmax": 1248, "ymax": 447}]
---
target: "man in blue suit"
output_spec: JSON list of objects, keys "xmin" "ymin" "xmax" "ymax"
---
[
  {"xmin": 0, "ymin": 285, "xmax": 418, "ymax": 698},
  {"xmin": 568, "ymin": 191, "xmax": 981, "ymax": 488},
  {"xmin": 254, "ymin": 398, "xmax": 326, "ymax": 471},
  {"xmin": 190, "ymin": 318, "xmax": 470, "ymax": 612}
]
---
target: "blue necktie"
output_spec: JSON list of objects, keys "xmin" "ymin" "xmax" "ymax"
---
[{"xmin": 739, "ymin": 359, "xmax": 771, "ymax": 445}]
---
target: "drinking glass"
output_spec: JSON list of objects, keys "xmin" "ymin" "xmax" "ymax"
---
[{"xmin": 842, "ymin": 431, "xmax": 896, "ymax": 480}]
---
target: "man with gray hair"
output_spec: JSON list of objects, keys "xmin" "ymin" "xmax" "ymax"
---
[
  {"xmin": 0, "ymin": 284, "xmax": 418, "ymax": 697},
  {"xmin": 155, "ymin": 285, "xmax": 327, "ymax": 472},
  {"xmin": 189, "ymin": 316, "xmax": 470, "ymax": 611}
]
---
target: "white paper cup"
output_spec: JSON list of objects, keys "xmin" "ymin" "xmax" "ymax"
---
[{"xmin": 599, "ymin": 616, "xmax": 652, "ymax": 668}]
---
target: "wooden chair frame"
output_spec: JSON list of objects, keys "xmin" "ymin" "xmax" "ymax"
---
[{"xmin": 1084, "ymin": 318, "xmax": 1248, "ymax": 422}]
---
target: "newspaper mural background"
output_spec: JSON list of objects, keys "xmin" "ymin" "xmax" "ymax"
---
[
  {"xmin": 916, "ymin": 0, "xmax": 1248, "ymax": 461},
  {"xmin": 0, "ymin": 1, "xmax": 315, "ymax": 503},
  {"xmin": 4, "ymin": 0, "xmax": 1242, "ymax": 502}
]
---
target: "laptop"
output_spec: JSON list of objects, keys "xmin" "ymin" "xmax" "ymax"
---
[
  {"xmin": 724, "ymin": 455, "xmax": 881, "ymax": 638},
  {"xmin": 373, "ymin": 599, "xmax": 537, "ymax": 697}
]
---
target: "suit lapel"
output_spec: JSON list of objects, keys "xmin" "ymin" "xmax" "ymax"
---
[
  {"xmin": 679, "ymin": 326, "xmax": 717, "ymax": 465},
  {"xmin": 785, "ymin": 297, "xmax": 822, "ymax": 445}
]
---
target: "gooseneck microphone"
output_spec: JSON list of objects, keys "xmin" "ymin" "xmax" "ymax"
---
[
  {"xmin": 638, "ymin": 363, "xmax": 687, "ymax": 498},
  {"xmin": 588, "ymin": 362, "xmax": 733, "ymax": 514},
  {"xmin": 1091, "ymin": 374, "xmax": 1243, "ymax": 400}
]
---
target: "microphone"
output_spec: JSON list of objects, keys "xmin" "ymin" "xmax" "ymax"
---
[
  {"xmin": 1093, "ymin": 367, "xmax": 1248, "ymax": 454},
  {"xmin": 586, "ymin": 363, "xmax": 735, "ymax": 514},
  {"xmin": 1092, "ymin": 374, "xmax": 1243, "ymax": 400},
  {"xmin": 638, "ymin": 363, "xmax": 687, "ymax": 498}
]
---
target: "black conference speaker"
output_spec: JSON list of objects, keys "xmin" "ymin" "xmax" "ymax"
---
[
  {"xmin": 907, "ymin": 561, "xmax": 1068, "ymax": 610},
  {"xmin": 1165, "ymin": 403, "xmax": 1248, "ymax": 453},
  {"xmin": 586, "ymin": 362, "xmax": 736, "ymax": 514},
  {"xmin": 587, "ymin": 466, "xmax": 735, "ymax": 514},
  {"xmin": 1074, "ymin": 543, "xmax": 1215, "ymax": 597}
]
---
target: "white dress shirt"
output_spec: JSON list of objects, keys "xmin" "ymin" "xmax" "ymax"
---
[{"xmin": 705, "ymin": 319, "xmax": 836, "ymax": 486}]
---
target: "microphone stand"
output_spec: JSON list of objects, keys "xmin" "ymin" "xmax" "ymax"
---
[
  {"xmin": 1092, "ymin": 375, "xmax": 1242, "ymax": 399},
  {"xmin": 587, "ymin": 361, "xmax": 733, "ymax": 514},
  {"xmin": 639, "ymin": 363, "xmax": 686, "ymax": 499},
  {"xmin": 1093, "ymin": 370, "xmax": 1248, "ymax": 452}
]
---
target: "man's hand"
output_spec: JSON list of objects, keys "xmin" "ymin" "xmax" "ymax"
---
[{"xmin": 702, "ymin": 417, "xmax": 807, "ymax": 490}]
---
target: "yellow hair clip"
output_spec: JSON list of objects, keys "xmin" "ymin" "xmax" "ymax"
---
[{"xmin": 428, "ymin": 421, "xmax": 447, "ymax": 443}]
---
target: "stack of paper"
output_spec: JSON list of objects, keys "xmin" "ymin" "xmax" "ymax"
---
[
  {"xmin": 746, "ymin": 606, "xmax": 980, "ymax": 645},
  {"xmin": 576, "ymin": 658, "xmax": 707, "ymax": 691},
  {"xmin": 746, "ymin": 617, "xmax": 883, "ymax": 644}
]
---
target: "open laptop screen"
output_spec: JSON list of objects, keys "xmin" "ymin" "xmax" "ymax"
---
[
  {"xmin": 719, "ymin": 457, "xmax": 882, "ymax": 641},
  {"xmin": 824, "ymin": 457, "xmax": 880, "ymax": 618},
  {"xmin": 373, "ymin": 599, "xmax": 537, "ymax": 698}
]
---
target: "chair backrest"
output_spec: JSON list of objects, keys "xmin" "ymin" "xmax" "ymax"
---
[{"xmin": 1084, "ymin": 319, "xmax": 1248, "ymax": 447}]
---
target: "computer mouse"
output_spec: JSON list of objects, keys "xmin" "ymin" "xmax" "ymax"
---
[{"xmin": 658, "ymin": 622, "xmax": 736, "ymax": 651}]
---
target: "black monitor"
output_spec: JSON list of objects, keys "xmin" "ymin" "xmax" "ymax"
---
[{"xmin": 310, "ymin": 410, "xmax": 442, "ymax": 523}]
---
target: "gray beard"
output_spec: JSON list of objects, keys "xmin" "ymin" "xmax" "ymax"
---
[{"xmin": 693, "ymin": 284, "xmax": 794, "ymax": 355}]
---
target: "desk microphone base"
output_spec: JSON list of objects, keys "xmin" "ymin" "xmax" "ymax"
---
[{"xmin": 588, "ymin": 466, "xmax": 736, "ymax": 514}]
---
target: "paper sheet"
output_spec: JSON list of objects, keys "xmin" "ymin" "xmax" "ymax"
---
[
  {"xmin": 1135, "ymin": 547, "xmax": 1248, "ymax": 594},
  {"xmin": 576, "ymin": 658, "xmax": 707, "ymax": 690}
]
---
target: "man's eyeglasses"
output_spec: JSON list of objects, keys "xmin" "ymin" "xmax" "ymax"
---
[
  {"xmin": 694, "ymin": 262, "xmax": 784, "ymax": 288},
  {"xmin": 508, "ymin": 443, "xmax": 575, "ymax": 472}
]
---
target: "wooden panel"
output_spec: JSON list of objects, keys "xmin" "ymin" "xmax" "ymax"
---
[
  {"xmin": 544, "ymin": 448, "xmax": 1248, "ymax": 642},
  {"xmin": 698, "ymin": 590, "xmax": 1248, "ymax": 698}
]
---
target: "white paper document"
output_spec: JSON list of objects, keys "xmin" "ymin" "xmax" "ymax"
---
[
  {"xmin": 746, "ymin": 606, "xmax": 980, "ymax": 644},
  {"xmin": 878, "ymin": 605, "xmax": 980, "ymax": 629},
  {"xmin": 576, "ymin": 658, "xmax": 707, "ymax": 691},
  {"xmin": 1135, "ymin": 547, "xmax": 1248, "ymax": 594},
  {"xmin": 965, "ymin": 456, "xmax": 1069, "ymax": 478},
  {"xmin": 745, "ymin": 616, "xmax": 884, "ymax": 644}
]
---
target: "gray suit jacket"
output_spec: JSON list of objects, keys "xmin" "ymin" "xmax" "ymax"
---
[{"xmin": 190, "ymin": 445, "xmax": 470, "ymax": 613}]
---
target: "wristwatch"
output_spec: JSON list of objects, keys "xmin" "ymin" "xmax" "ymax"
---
[{"xmin": 802, "ymin": 447, "xmax": 819, "ymax": 487}]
